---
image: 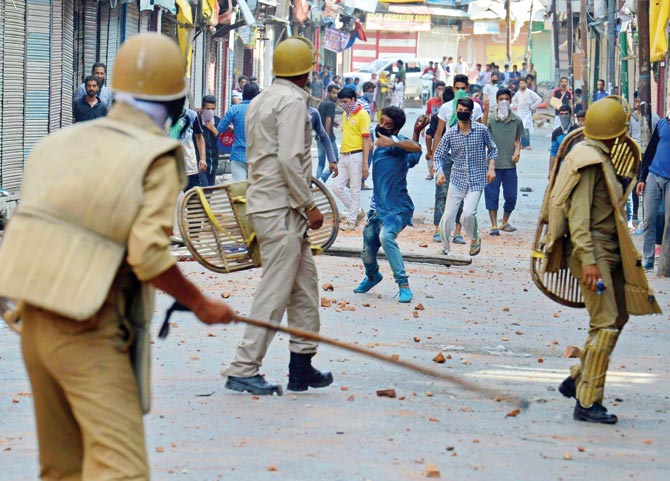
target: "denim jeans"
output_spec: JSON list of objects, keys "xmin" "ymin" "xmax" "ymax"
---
[
  {"xmin": 316, "ymin": 136, "xmax": 338, "ymax": 183},
  {"xmin": 184, "ymin": 174, "xmax": 201, "ymax": 192},
  {"xmin": 231, "ymin": 160, "xmax": 248, "ymax": 181},
  {"xmin": 642, "ymin": 172, "xmax": 670, "ymax": 265},
  {"xmin": 361, "ymin": 212, "xmax": 410, "ymax": 286}
]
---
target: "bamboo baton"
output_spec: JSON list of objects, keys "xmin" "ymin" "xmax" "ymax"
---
[{"xmin": 159, "ymin": 302, "xmax": 529, "ymax": 410}]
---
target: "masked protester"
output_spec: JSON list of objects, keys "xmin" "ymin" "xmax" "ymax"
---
[
  {"xmin": 434, "ymin": 97, "xmax": 498, "ymax": 257},
  {"xmin": 549, "ymin": 105, "xmax": 579, "ymax": 177},
  {"xmin": 353, "ymin": 107, "xmax": 423, "ymax": 303},
  {"xmin": 484, "ymin": 89, "xmax": 525, "ymax": 235},
  {"xmin": 0, "ymin": 33, "xmax": 235, "ymax": 480},
  {"xmin": 547, "ymin": 98, "xmax": 661, "ymax": 424}
]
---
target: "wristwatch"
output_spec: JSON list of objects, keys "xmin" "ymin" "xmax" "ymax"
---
[{"xmin": 391, "ymin": 135, "xmax": 400, "ymax": 146}]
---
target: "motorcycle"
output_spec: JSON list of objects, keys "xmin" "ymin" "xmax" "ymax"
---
[{"xmin": 420, "ymin": 72, "xmax": 434, "ymax": 105}]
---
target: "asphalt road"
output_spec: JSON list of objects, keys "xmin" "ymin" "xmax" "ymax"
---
[{"xmin": 1, "ymin": 107, "xmax": 668, "ymax": 480}]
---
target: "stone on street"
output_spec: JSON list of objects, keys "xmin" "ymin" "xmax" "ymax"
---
[{"xmin": 0, "ymin": 108, "xmax": 668, "ymax": 481}]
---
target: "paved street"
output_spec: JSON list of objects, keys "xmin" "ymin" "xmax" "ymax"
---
[{"xmin": 1, "ymin": 107, "xmax": 669, "ymax": 480}]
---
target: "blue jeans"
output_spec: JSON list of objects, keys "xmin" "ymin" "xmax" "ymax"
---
[
  {"xmin": 642, "ymin": 172, "xmax": 670, "ymax": 264},
  {"xmin": 520, "ymin": 128, "xmax": 530, "ymax": 148},
  {"xmin": 361, "ymin": 212, "xmax": 410, "ymax": 286},
  {"xmin": 184, "ymin": 174, "xmax": 201, "ymax": 192},
  {"xmin": 484, "ymin": 168, "xmax": 518, "ymax": 213},
  {"xmin": 316, "ymin": 135, "xmax": 338, "ymax": 183}
]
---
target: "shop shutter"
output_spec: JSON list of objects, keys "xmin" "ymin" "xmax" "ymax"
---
[
  {"xmin": 99, "ymin": 2, "xmax": 110, "ymax": 67},
  {"xmin": 83, "ymin": 0, "xmax": 98, "ymax": 78},
  {"xmin": 139, "ymin": 9, "xmax": 151, "ymax": 32},
  {"xmin": 0, "ymin": 0, "xmax": 5, "ymax": 185},
  {"xmin": 50, "ymin": 0, "xmax": 64, "ymax": 132},
  {"xmin": 61, "ymin": 0, "xmax": 75, "ymax": 127},
  {"xmin": 1, "ymin": 0, "xmax": 27, "ymax": 192},
  {"xmin": 105, "ymin": 5, "xmax": 121, "ymax": 84},
  {"xmin": 25, "ymin": 0, "xmax": 52, "ymax": 160},
  {"xmin": 126, "ymin": 0, "xmax": 140, "ymax": 39}
]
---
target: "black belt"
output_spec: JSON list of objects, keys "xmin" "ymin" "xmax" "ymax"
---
[{"xmin": 340, "ymin": 149, "xmax": 363, "ymax": 155}]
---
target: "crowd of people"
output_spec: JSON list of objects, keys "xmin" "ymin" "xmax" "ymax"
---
[{"xmin": 5, "ymin": 33, "xmax": 665, "ymax": 481}]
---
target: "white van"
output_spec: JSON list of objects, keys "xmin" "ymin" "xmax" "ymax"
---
[{"xmin": 344, "ymin": 57, "xmax": 434, "ymax": 99}]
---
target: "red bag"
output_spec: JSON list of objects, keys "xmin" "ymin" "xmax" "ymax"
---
[{"xmin": 217, "ymin": 129, "xmax": 234, "ymax": 154}]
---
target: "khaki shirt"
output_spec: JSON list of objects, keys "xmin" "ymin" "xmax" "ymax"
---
[{"xmin": 245, "ymin": 78, "xmax": 313, "ymax": 214}]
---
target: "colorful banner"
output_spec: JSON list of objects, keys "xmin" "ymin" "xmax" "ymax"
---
[
  {"xmin": 650, "ymin": 0, "xmax": 670, "ymax": 62},
  {"xmin": 365, "ymin": 13, "xmax": 431, "ymax": 32},
  {"xmin": 323, "ymin": 27, "xmax": 351, "ymax": 53}
]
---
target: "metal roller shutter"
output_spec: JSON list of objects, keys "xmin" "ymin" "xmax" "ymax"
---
[
  {"xmin": 83, "ymin": 0, "xmax": 98, "ymax": 77},
  {"xmin": 25, "ymin": 0, "xmax": 52, "ymax": 159},
  {"xmin": 1, "ymin": 0, "xmax": 27, "ymax": 192},
  {"xmin": 99, "ymin": 2, "xmax": 110, "ymax": 67},
  {"xmin": 139, "ymin": 8, "xmax": 151, "ymax": 33},
  {"xmin": 125, "ymin": 0, "xmax": 140, "ymax": 39},
  {"xmin": 0, "ymin": 0, "xmax": 5, "ymax": 184},
  {"xmin": 61, "ymin": 0, "xmax": 75, "ymax": 127},
  {"xmin": 105, "ymin": 4, "xmax": 121, "ymax": 84},
  {"xmin": 50, "ymin": 0, "xmax": 63, "ymax": 132}
]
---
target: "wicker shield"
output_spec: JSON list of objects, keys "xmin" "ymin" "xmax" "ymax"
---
[
  {"xmin": 177, "ymin": 177, "xmax": 339, "ymax": 273},
  {"xmin": 530, "ymin": 128, "xmax": 641, "ymax": 307}
]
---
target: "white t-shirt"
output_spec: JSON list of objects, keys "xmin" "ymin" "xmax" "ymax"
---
[
  {"xmin": 437, "ymin": 99, "xmax": 483, "ymax": 125},
  {"xmin": 454, "ymin": 61, "xmax": 469, "ymax": 75}
]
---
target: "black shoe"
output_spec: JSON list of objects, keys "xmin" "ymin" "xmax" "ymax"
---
[
  {"xmin": 558, "ymin": 376, "xmax": 576, "ymax": 399},
  {"xmin": 287, "ymin": 352, "xmax": 334, "ymax": 392},
  {"xmin": 573, "ymin": 401, "xmax": 618, "ymax": 424},
  {"xmin": 225, "ymin": 375, "xmax": 283, "ymax": 396}
]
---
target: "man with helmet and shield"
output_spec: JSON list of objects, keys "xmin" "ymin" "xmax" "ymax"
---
[
  {"xmin": 545, "ymin": 97, "xmax": 661, "ymax": 424},
  {"xmin": 223, "ymin": 37, "xmax": 334, "ymax": 397},
  {"xmin": 0, "ymin": 34, "xmax": 235, "ymax": 479}
]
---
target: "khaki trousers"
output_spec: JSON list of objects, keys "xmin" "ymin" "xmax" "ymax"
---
[
  {"xmin": 226, "ymin": 207, "xmax": 320, "ymax": 377},
  {"xmin": 567, "ymin": 237, "xmax": 629, "ymax": 400},
  {"xmin": 21, "ymin": 303, "xmax": 148, "ymax": 481}
]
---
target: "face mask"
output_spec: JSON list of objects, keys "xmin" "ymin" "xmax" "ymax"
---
[
  {"xmin": 497, "ymin": 100, "xmax": 510, "ymax": 120},
  {"xmin": 456, "ymin": 111, "xmax": 471, "ymax": 122},
  {"xmin": 560, "ymin": 116, "xmax": 571, "ymax": 130},
  {"xmin": 201, "ymin": 109, "xmax": 214, "ymax": 122},
  {"xmin": 491, "ymin": 79, "xmax": 498, "ymax": 85},
  {"xmin": 342, "ymin": 102, "xmax": 357, "ymax": 115},
  {"xmin": 375, "ymin": 125, "xmax": 393, "ymax": 137}
]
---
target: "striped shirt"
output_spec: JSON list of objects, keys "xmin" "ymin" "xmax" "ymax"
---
[{"xmin": 434, "ymin": 120, "xmax": 498, "ymax": 192}]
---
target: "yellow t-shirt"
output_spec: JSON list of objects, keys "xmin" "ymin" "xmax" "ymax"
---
[{"xmin": 340, "ymin": 106, "xmax": 371, "ymax": 153}]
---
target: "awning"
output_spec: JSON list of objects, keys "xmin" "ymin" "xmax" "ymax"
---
[{"xmin": 387, "ymin": 5, "xmax": 470, "ymax": 17}]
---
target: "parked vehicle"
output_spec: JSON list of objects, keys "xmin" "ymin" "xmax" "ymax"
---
[
  {"xmin": 344, "ymin": 57, "xmax": 433, "ymax": 100},
  {"xmin": 420, "ymin": 73, "xmax": 434, "ymax": 105}
]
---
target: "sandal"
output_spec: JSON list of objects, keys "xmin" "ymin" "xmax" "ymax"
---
[
  {"xmin": 469, "ymin": 238, "xmax": 481, "ymax": 256},
  {"xmin": 501, "ymin": 223, "xmax": 517, "ymax": 232},
  {"xmin": 453, "ymin": 235, "xmax": 466, "ymax": 245},
  {"xmin": 489, "ymin": 227, "xmax": 500, "ymax": 236}
]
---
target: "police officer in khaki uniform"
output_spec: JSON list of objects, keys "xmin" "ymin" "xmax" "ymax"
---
[
  {"xmin": 546, "ymin": 98, "xmax": 661, "ymax": 424},
  {"xmin": 224, "ymin": 37, "xmax": 334, "ymax": 396},
  {"xmin": 0, "ymin": 34, "xmax": 234, "ymax": 480}
]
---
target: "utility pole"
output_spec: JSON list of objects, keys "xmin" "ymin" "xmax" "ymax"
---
[
  {"xmin": 505, "ymin": 0, "xmax": 511, "ymax": 64},
  {"xmin": 580, "ymin": 0, "xmax": 589, "ymax": 108},
  {"xmin": 551, "ymin": 0, "xmax": 560, "ymax": 83},
  {"xmin": 567, "ymin": 0, "xmax": 574, "ymax": 84},
  {"xmin": 607, "ymin": 0, "xmax": 617, "ymax": 91},
  {"xmin": 524, "ymin": 0, "xmax": 535, "ymax": 64}
]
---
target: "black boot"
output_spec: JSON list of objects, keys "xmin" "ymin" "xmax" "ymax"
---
[
  {"xmin": 573, "ymin": 401, "xmax": 618, "ymax": 424},
  {"xmin": 558, "ymin": 376, "xmax": 576, "ymax": 399},
  {"xmin": 287, "ymin": 352, "xmax": 334, "ymax": 392},
  {"xmin": 225, "ymin": 375, "xmax": 283, "ymax": 396}
]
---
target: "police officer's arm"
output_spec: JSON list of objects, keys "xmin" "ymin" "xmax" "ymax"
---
[
  {"xmin": 567, "ymin": 166, "xmax": 602, "ymax": 291},
  {"xmin": 128, "ymin": 155, "xmax": 234, "ymax": 324}
]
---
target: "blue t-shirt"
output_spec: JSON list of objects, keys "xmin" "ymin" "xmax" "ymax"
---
[
  {"xmin": 369, "ymin": 135, "xmax": 421, "ymax": 222},
  {"xmin": 649, "ymin": 118, "xmax": 670, "ymax": 180},
  {"xmin": 217, "ymin": 100, "xmax": 251, "ymax": 163}
]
